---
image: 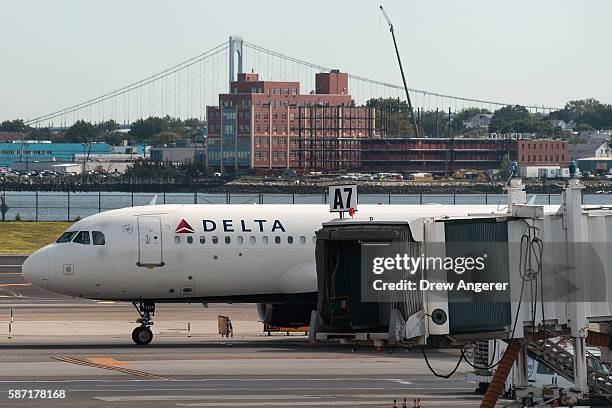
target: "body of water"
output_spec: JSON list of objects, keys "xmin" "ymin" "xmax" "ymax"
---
[{"xmin": 1, "ymin": 191, "xmax": 611, "ymax": 221}]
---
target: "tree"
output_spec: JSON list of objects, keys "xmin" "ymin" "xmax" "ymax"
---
[
  {"xmin": 129, "ymin": 117, "xmax": 170, "ymax": 142},
  {"xmin": 489, "ymin": 105, "xmax": 530, "ymax": 132},
  {"xmin": 366, "ymin": 97, "xmax": 417, "ymax": 136},
  {"xmin": 0, "ymin": 119, "xmax": 27, "ymax": 132},
  {"xmin": 100, "ymin": 131, "xmax": 125, "ymax": 145},
  {"xmin": 420, "ymin": 110, "xmax": 449, "ymax": 137},
  {"xmin": 65, "ymin": 120, "xmax": 96, "ymax": 143},
  {"xmin": 549, "ymin": 99, "xmax": 612, "ymax": 130},
  {"xmin": 497, "ymin": 154, "xmax": 512, "ymax": 180},
  {"xmin": 95, "ymin": 120, "xmax": 119, "ymax": 134}
]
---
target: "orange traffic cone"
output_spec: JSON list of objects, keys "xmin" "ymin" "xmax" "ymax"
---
[{"xmin": 392, "ymin": 399, "xmax": 398, "ymax": 408}]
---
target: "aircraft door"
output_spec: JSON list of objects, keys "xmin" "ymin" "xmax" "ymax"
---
[{"xmin": 137, "ymin": 216, "xmax": 164, "ymax": 267}]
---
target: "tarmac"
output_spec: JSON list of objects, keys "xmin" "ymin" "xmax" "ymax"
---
[{"xmin": 0, "ymin": 255, "xmax": 495, "ymax": 407}]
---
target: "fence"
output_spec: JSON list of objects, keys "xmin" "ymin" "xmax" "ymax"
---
[{"xmin": 0, "ymin": 191, "xmax": 610, "ymax": 222}]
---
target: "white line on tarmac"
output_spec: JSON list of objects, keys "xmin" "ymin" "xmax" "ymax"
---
[
  {"xmin": 175, "ymin": 402, "xmax": 478, "ymax": 407},
  {"xmin": 93, "ymin": 394, "xmax": 423, "ymax": 402}
]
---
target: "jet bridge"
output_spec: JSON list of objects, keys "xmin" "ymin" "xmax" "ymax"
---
[{"xmin": 310, "ymin": 177, "xmax": 612, "ymax": 406}]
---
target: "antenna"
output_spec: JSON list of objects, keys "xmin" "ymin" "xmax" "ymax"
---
[{"xmin": 379, "ymin": 5, "xmax": 420, "ymax": 138}]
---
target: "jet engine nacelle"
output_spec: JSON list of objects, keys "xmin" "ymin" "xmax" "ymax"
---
[{"xmin": 256, "ymin": 303, "xmax": 314, "ymax": 328}]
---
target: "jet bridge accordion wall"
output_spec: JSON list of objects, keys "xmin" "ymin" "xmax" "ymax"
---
[{"xmin": 442, "ymin": 218, "xmax": 511, "ymax": 334}]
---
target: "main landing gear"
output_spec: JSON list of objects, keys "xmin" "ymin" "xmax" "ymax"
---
[{"xmin": 132, "ymin": 300, "xmax": 155, "ymax": 345}]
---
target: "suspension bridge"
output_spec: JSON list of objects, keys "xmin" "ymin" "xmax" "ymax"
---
[{"xmin": 24, "ymin": 36, "xmax": 561, "ymax": 128}]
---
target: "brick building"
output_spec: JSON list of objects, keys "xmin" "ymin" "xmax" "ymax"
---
[
  {"xmin": 360, "ymin": 138, "xmax": 518, "ymax": 173},
  {"xmin": 206, "ymin": 71, "xmax": 375, "ymax": 172},
  {"xmin": 517, "ymin": 139, "xmax": 568, "ymax": 168}
]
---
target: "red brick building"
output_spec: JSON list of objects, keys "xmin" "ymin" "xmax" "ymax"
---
[
  {"xmin": 517, "ymin": 139, "xmax": 568, "ymax": 168},
  {"xmin": 206, "ymin": 71, "xmax": 374, "ymax": 171}
]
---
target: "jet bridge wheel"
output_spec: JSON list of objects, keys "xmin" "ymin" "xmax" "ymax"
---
[{"xmin": 132, "ymin": 326, "xmax": 153, "ymax": 345}]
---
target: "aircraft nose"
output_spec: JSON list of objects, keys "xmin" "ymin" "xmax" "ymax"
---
[{"xmin": 22, "ymin": 251, "xmax": 49, "ymax": 289}]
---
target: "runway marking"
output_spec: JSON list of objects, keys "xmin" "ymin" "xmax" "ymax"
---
[
  {"xmin": 175, "ymin": 400, "xmax": 480, "ymax": 407},
  {"xmin": 0, "ymin": 283, "xmax": 30, "ymax": 287},
  {"xmin": 52, "ymin": 356, "xmax": 173, "ymax": 381},
  {"xmin": 96, "ymin": 301, "xmax": 116, "ymax": 304},
  {"xmin": 86, "ymin": 357, "xmax": 127, "ymax": 367},
  {"xmin": 386, "ymin": 379, "xmax": 413, "ymax": 385}
]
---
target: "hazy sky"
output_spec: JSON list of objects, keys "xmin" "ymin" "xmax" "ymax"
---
[{"xmin": 1, "ymin": 0, "xmax": 611, "ymax": 122}]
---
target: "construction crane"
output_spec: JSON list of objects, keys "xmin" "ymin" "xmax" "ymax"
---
[{"xmin": 379, "ymin": 5, "xmax": 420, "ymax": 138}]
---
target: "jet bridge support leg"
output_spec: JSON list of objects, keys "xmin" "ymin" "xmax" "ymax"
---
[
  {"xmin": 515, "ymin": 339, "xmax": 529, "ymax": 388},
  {"xmin": 573, "ymin": 335, "xmax": 589, "ymax": 399}
]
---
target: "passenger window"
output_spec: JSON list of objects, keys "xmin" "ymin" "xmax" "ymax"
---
[
  {"xmin": 92, "ymin": 231, "xmax": 105, "ymax": 245},
  {"xmin": 249, "ymin": 236, "xmax": 256, "ymax": 244},
  {"xmin": 200, "ymin": 236, "xmax": 205, "ymax": 244},
  {"xmin": 287, "ymin": 236, "xmax": 293, "ymax": 244},
  {"xmin": 73, "ymin": 231, "xmax": 90, "ymax": 245},
  {"xmin": 237, "ymin": 236, "xmax": 243, "ymax": 244},
  {"xmin": 225, "ymin": 236, "xmax": 231, "ymax": 244},
  {"xmin": 275, "ymin": 236, "xmax": 281, "ymax": 244},
  {"xmin": 212, "ymin": 236, "xmax": 219, "ymax": 244},
  {"xmin": 300, "ymin": 236, "xmax": 306, "ymax": 244},
  {"xmin": 57, "ymin": 231, "xmax": 77, "ymax": 243},
  {"xmin": 175, "ymin": 236, "xmax": 180, "ymax": 244},
  {"xmin": 262, "ymin": 236, "xmax": 268, "ymax": 244},
  {"xmin": 187, "ymin": 236, "xmax": 193, "ymax": 244}
]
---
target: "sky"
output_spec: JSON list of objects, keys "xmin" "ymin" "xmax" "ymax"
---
[{"xmin": 0, "ymin": 0, "xmax": 611, "ymax": 122}]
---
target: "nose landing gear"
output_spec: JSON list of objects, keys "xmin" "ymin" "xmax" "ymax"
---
[{"xmin": 132, "ymin": 300, "xmax": 155, "ymax": 345}]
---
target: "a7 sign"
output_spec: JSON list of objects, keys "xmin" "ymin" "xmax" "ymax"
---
[{"xmin": 328, "ymin": 184, "xmax": 358, "ymax": 213}]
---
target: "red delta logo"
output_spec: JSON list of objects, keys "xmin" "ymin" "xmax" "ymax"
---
[{"xmin": 175, "ymin": 219, "xmax": 195, "ymax": 234}]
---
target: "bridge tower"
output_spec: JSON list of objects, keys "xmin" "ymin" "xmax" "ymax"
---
[{"xmin": 228, "ymin": 36, "xmax": 244, "ymax": 91}]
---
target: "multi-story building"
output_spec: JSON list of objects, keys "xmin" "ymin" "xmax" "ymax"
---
[
  {"xmin": 206, "ymin": 70, "xmax": 375, "ymax": 172},
  {"xmin": 360, "ymin": 138, "xmax": 517, "ymax": 173},
  {"xmin": 517, "ymin": 139, "xmax": 568, "ymax": 168}
]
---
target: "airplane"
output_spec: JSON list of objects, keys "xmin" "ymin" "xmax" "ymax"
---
[{"xmin": 23, "ymin": 203, "xmax": 525, "ymax": 345}]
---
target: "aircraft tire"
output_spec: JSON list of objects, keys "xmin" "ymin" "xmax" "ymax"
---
[{"xmin": 132, "ymin": 326, "xmax": 153, "ymax": 345}]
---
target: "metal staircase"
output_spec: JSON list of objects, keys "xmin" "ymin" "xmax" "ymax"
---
[{"xmin": 527, "ymin": 337, "xmax": 612, "ymax": 401}]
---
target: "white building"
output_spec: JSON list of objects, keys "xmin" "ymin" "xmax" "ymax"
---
[
  {"xmin": 463, "ymin": 113, "xmax": 493, "ymax": 129},
  {"xmin": 549, "ymin": 119, "xmax": 575, "ymax": 132}
]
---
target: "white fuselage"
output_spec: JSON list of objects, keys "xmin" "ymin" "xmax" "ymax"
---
[{"xmin": 23, "ymin": 204, "xmax": 532, "ymax": 302}]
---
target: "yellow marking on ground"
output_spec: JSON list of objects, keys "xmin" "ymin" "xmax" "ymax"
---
[
  {"xmin": 52, "ymin": 356, "xmax": 173, "ymax": 381},
  {"xmin": 0, "ymin": 283, "xmax": 31, "ymax": 287},
  {"xmin": 86, "ymin": 357, "xmax": 127, "ymax": 367},
  {"xmin": 96, "ymin": 301, "xmax": 116, "ymax": 304}
]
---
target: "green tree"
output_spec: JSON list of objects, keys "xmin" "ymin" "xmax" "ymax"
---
[
  {"xmin": 65, "ymin": 120, "xmax": 96, "ymax": 143},
  {"xmin": 129, "ymin": 117, "xmax": 170, "ymax": 142},
  {"xmin": 549, "ymin": 99, "xmax": 612, "ymax": 130},
  {"xmin": 489, "ymin": 105, "xmax": 530, "ymax": 132},
  {"xmin": 95, "ymin": 120, "xmax": 119, "ymax": 134},
  {"xmin": 497, "ymin": 154, "xmax": 512, "ymax": 180},
  {"xmin": 0, "ymin": 119, "xmax": 27, "ymax": 132},
  {"xmin": 420, "ymin": 110, "xmax": 449, "ymax": 137},
  {"xmin": 366, "ymin": 97, "xmax": 417, "ymax": 136}
]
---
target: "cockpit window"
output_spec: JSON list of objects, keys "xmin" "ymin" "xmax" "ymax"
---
[
  {"xmin": 56, "ymin": 231, "xmax": 77, "ymax": 243},
  {"xmin": 92, "ymin": 231, "xmax": 105, "ymax": 245},
  {"xmin": 73, "ymin": 231, "xmax": 91, "ymax": 245}
]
